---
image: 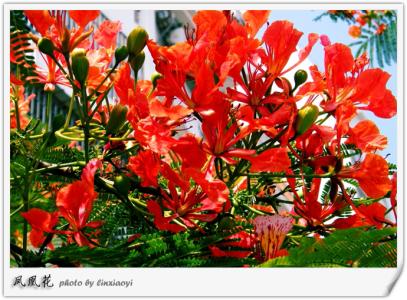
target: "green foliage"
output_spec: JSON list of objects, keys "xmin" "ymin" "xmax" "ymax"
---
[
  {"xmin": 41, "ymin": 145, "xmax": 84, "ymax": 164},
  {"xmin": 10, "ymin": 11, "xmax": 36, "ymax": 79},
  {"xmin": 261, "ymin": 227, "xmax": 396, "ymax": 267},
  {"xmin": 43, "ymin": 227, "xmax": 256, "ymax": 267},
  {"xmin": 354, "ymin": 19, "xmax": 397, "ymax": 68}
]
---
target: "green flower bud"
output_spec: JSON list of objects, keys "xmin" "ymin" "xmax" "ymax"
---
[
  {"xmin": 71, "ymin": 49, "xmax": 89, "ymax": 84},
  {"xmin": 38, "ymin": 38, "xmax": 55, "ymax": 56},
  {"xmin": 294, "ymin": 69, "xmax": 308, "ymax": 87},
  {"xmin": 106, "ymin": 104, "xmax": 128, "ymax": 135},
  {"xmin": 114, "ymin": 175, "xmax": 131, "ymax": 196},
  {"xmin": 127, "ymin": 26, "xmax": 148, "ymax": 56},
  {"xmin": 129, "ymin": 51, "xmax": 145, "ymax": 73},
  {"xmin": 295, "ymin": 104, "xmax": 319, "ymax": 135},
  {"xmin": 114, "ymin": 45, "xmax": 128, "ymax": 64},
  {"xmin": 151, "ymin": 72, "xmax": 163, "ymax": 89}
]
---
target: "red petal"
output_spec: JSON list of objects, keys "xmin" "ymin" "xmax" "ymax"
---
[
  {"xmin": 243, "ymin": 10, "xmax": 271, "ymax": 37},
  {"xmin": 94, "ymin": 20, "xmax": 121, "ymax": 49},
  {"xmin": 193, "ymin": 11, "xmax": 227, "ymax": 42},
  {"xmin": 29, "ymin": 229, "xmax": 46, "ymax": 248},
  {"xmin": 147, "ymin": 201, "xmax": 185, "ymax": 233},
  {"xmin": 347, "ymin": 120, "xmax": 387, "ymax": 152},
  {"xmin": 128, "ymin": 150, "xmax": 160, "ymax": 188},
  {"xmin": 324, "ymin": 43, "xmax": 354, "ymax": 92},
  {"xmin": 339, "ymin": 153, "xmax": 392, "ymax": 199},
  {"xmin": 21, "ymin": 208, "xmax": 59, "ymax": 232},
  {"xmin": 209, "ymin": 245, "xmax": 252, "ymax": 259},
  {"xmin": 24, "ymin": 10, "xmax": 55, "ymax": 35},
  {"xmin": 262, "ymin": 20, "xmax": 303, "ymax": 77},
  {"xmin": 69, "ymin": 10, "xmax": 100, "ymax": 28},
  {"xmin": 56, "ymin": 159, "xmax": 101, "ymax": 229},
  {"xmin": 249, "ymin": 147, "xmax": 291, "ymax": 173}
]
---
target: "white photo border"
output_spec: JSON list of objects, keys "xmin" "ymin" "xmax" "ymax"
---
[{"xmin": 2, "ymin": 1, "xmax": 404, "ymax": 297}]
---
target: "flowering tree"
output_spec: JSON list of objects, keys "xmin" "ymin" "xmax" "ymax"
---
[{"xmin": 10, "ymin": 10, "xmax": 397, "ymax": 267}]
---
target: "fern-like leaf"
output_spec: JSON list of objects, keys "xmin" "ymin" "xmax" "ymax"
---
[{"xmin": 261, "ymin": 227, "xmax": 396, "ymax": 267}]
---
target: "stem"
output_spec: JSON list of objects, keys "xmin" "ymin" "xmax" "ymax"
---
[
  {"xmin": 10, "ymin": 161, "xmax": 85, "ymax": 182},
  {"xmin": 14, "ymin": 66, "xmax": 22, "ymax": 131},
  {"xmin": 256, "ymin": 127, "xmax": 288, "ymax": 152},
  {"xmin": 337, "ymin": 180, "xmax": 363, "ymax": 216},
  {"xmin": 89, "ymin": 83, "xmax": 114, "ymax": 120},
  {"xmin": 248, "ymin": 172, "xmax": 332, "ymax": 179},
  {"xmin": 21, "ymin": 136, "xmax": 51, "ymax": 263},
  {"xmin": 241, "ymin": 68, "xmax": 248, "ymax": 87},
  {"xmin": 215, "ymin": 158, "xmax": 223, "ymax": 180},
  {"xmin": 288, "ymin": 143, "xmax": 302, "ymax": 161},
  {"xmin": 64, "ymin": 93, "xmax": 76, "ymax": 129},
  {"xmin": 45, "ymin": 91, "xmax": 53, "ymax": 131},
  {"xmin": 81, "ymin": 86, "xmax": 90, "ymax": 162},
  {"xmin": 13, "ymin": 99, "xmax": 21, "ymax": 131},
  {"xmin": 52, "ymin": 54, "xmax": 76, "ymax": 88}
]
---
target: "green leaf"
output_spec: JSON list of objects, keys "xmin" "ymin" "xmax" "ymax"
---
[{"xmin": 260, "ymin": 227, "xmax": 397, "ymax": 268}]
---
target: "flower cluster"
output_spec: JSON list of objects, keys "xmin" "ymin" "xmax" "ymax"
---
[{"xmin": 328, "ymin": 10, "xmax": 393, "ymax": 38}]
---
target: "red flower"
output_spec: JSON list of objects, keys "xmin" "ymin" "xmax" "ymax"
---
[
  {"xmin": 262, "ymin": 20, "xmax": 302, "ymax": 79},
  {"xmin": 128, "ymin": 150, "xmax": 161, "ymax": 188},
  {"xmin": 10, "ymin": 84, "xmax": 35, "ymax": 129},
  {"xmin": 253, "ymin": 215, "xmax": 293, "ymax": 260},
  {"xmin": 56, "ymin": 159, "xmax": 103, "ymax": 247},
  {"xmin": 192, "ymin": 10, "xmax": 228, "ymax": 42},
  {"xmin": 390, "ymin": 173, "xmax": 397, "ymax": 220},
  {"xmin": 133, "ymin": 117, "xmax": 177, "ymax": 154},
  {"xmin": 24, "ymin": 10, "xmax": 55, "ymax": 36},
  {"xmin": 290, "ymin": 179, "xmax": 344, "ymax": 227},
  {"xmin": 301, "ymin": 43, "xmax": 396, "ymax": 123},
  {"xmin": 27, "ymin": 54, "xmax": 70, "ymax": 91},
  {"xmin": 262, "ymin": 21, "xmax": 318, "ymax": 79},
  {"xmin": 295, "ymin": 125, "xmax": 336, "ymax": 158},
  {"xmin": 242, "ymin": 10, "xmax": 271, "ymax": 37},
  {"xmin": 114, "ymin": 63, "xmax": 179, "ymax": 154},
  {"xmin": 147, "ymin": 164, "xmax": 229, "ymax": 233},
  {"xmin": 86, "ymin": 48, "xmax": 115, "ymax": 92},
  {"xmin": 346, "ymin": 120, "xmax": 387, "ymax": 153},
  {"xmin": 332, "ymin": 202, "xmax": 391, "ymax": 229},
  {"xmin": 376, "ymin": 24, "xmax": 387, "ymax": 35},
  {"xmin": 171, "ymin": 134, "xmax": 208, "ymax": 171},
  {"xmin": 348, "ymin": 25, "xmax": 361, "ymax": 38},
  {"xmin": 21, "ymin": 208, "xmax": 59, "ymax": 249},
  {"xmin": 338, "ymin": 153, "xmax": 392, "ymax": 199},
  {"xmin": 201, "ymin": 101, "xmax": 255, "ymax": 165},
  {"xmin": 24, "ymin": 10, "xmax": 98, "ymax": 54},
  {"xmin": 249, "ymin": 147, "xmax": 291, "ymax": 173},
  {"xmin": 94, "ymin": 20, "xmax": 122, "ymax": 49},
  {"xmin": 147, "ymin": 40, "xmax": 193, "ymax": 107},
  {"xmin": 209, "ymin": 231, "xmax": 256, "ymax": 259},
  {"xmin": 68, "ymin": 10, "xmax": 100, "ymax": 28}
]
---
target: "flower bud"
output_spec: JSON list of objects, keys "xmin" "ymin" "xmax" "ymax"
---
[
  {"xmin": 38, "ymin": 38, "xmax": 55, "ymax": 56},
  {"xmin": 71, "ymin": 49, "xmax": 89, "ymax": 84},
  {"xmin": 294, "ymin": 69, "xmax": 308, "ymax": 87},
  {"xmin": 295, "ymin": 104, "xmax": 319, "ymax": 135},
  {"xmin": 127, "ymin": 26, "xmax": 148, "ymax": 56},
  {"xmin": 114, "ymin": 174, "xmax": 132, "ymax": 196},
  {"xmin": 129, "ymin": 51, "xmax": 145, "ymax": 73},
  {"xmin": 115, "ymin": 45, "xmax": 128, "ymax": 64},
  {"xmin": 105, "ymin": 104, "xmax": 128, "ymax": 135},
  {"xmin": 151, "ymin": 72, "xmax": 163, "ymax": 89}
]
